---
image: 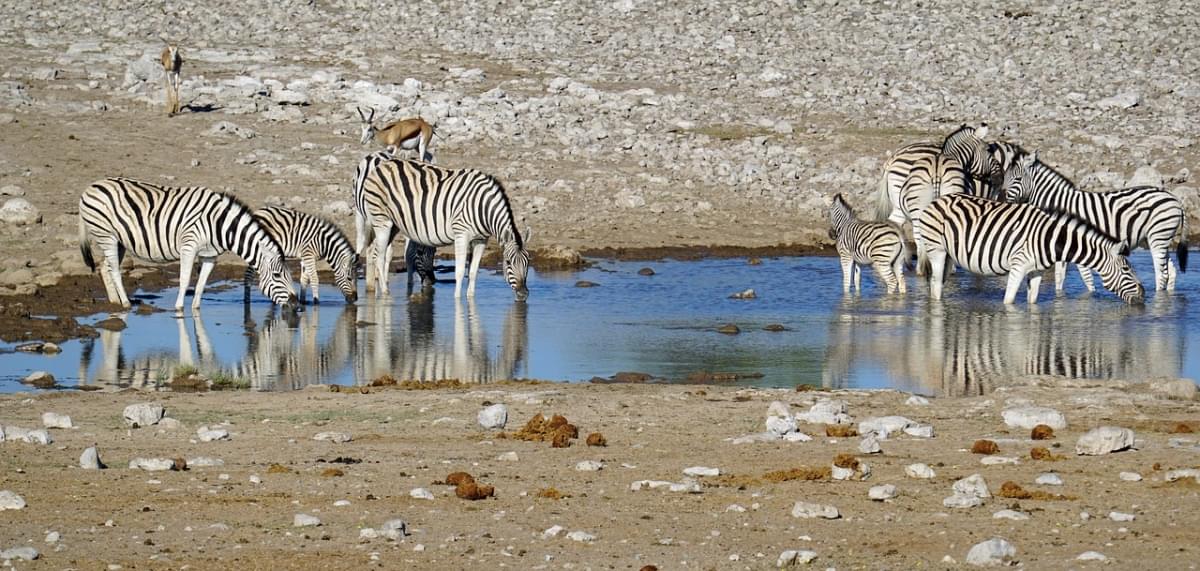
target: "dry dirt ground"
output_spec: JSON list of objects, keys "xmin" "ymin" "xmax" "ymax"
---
[{"xmin": 1, "ymin": 380, "xmax": 1198, "ymax": 569}]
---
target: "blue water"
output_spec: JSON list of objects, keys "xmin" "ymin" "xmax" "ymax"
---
[{"xmin": 1, "ymin": 252, "xmax": 1196, "ymax": 395}]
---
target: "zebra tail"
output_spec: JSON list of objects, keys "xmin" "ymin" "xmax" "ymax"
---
[
  {"xmin": 78, "ymin": 217, "xmax": 96, "ymax": 272},
  {"xmin": 873, "ymin": 168, "xmax": 892, "ymax": 222},
  {"xmin": 1178, "ymin": 213, "xmax": 1189, "ymax": 273}
]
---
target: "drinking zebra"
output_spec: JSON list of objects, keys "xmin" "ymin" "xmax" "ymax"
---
[
  {"xmin": 355, "ymin": 155, "xmax": 532, "ymax": 300},
  {"xmin": 874, "ymin": 124, "xmax": 994, "ymax": 226},
  {"xmin": 915, "ymin": 193, "xmax": 1144, "ymax": 305},
  {"xmin": 78, "ymin": 178, "xmax": 298, "ymax": 312},
  {"xmin": 352, "ymin": 151, "xmax": 439, "ymax": 293},
  {"xmin": 1003, "ymin": 152, "xmax": 1188, "ymax": 292},
  {"xmin": 828, "ymin": 194, "xmax": 908, "ymax": 294},
  {"xmin": 245, "ymin": 205, "xmax": 359, "ymax": 304}
]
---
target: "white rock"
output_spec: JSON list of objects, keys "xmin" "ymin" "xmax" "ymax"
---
[
  {"xmin": 0, "ymin": 546, "xmax": 38, "ymax": 561},
  {"xmin": 776, "ymin": 549, "xmax": 818, "ymax": 566},
  {"xmin": 313, "ymin": 431, "xmax": 352, "ymax": 443},
  {"xmin": 123, "ymin": 402, "xmax": 165, "ymax": 428},
  {"xmin": 293, "ymin": 514, "xmax": 321, "ymax": 527},
  {"xmin": 766, "ymin": 414, "xmax": 797, "ymax": 436},
  {"xmin": 1095, "ymin": 91, "xmax": 1141, "ymax": 110},
  {"xmin": 943, "ymin": 494, "xmax": 985, "ymax": 509},
  {"xmin": 858, "ymin": 435, "xmax": 881, "ymax": 454},
  {"xmin": 128, "ymin": 458, "xmax": 176, "ymax": 471},
  {"xmin": 188, "ymin": 457, "xmax": 224, "ymax": 467},
  {"xmin": 496, "ymin": 451, "xmax": 519, "ymax": 462},
  {"xmin": 766, "ymin": 401, "xmax": 790, "ymax": 417},
  {"xmin": 1035, "ymin": 473, "xmax": 1063, "ymax": 486},
  {"xmin": 1147, "ymin": 378, "xmax": 1196, "ymax": 400},
  {"xmin": 272, "ymin": 89, "xmax": 309, "ymax": 105},
  {"xmin": 410, "ymin": 488, "xmax": 435, "ymax": 500},
  {"xmin": 868, "ymin": 484, "xmax": 897, "ymax": 501},
  {"xmin": 359, "ymin": 528, "xmax": 379, "ymax": 540},
  {"xmin": 790, "ymin": 501, "xmax": 840, "ymax": 519},
  {"xmin": 1164, "ymin": 469, "xmax": 1200, "ymax": 483},
  {"xmin": 197, "ymin": 426, "xmax": 230, "ymax": 442},
  {"xmin": 80, "ymin": 445, "xmax": 104, "ymax": 469},
  {"xmin": 903, "ymin": 424, "xmax": 935, "ymax": 438},
  {"xmin": 0, "ymin": 198, "xmax": 41, "ymax": 225},
  {"xmin": 4, "ymin": 426, "xmax": 52, "ymax": 444},
  {"xmin": 41, "ymin": 412, "xmax": 73, "ymax": 429},
  {"xmin": 22, "ymin": 371, "xmax": 54, "ymax": 385},
  {"xmin": 831, "ymin": 465, "xmax": 855, "ymax": 481},
  {"xmin": 905, "ymin": 463, "xmax": 936, "ymax": 479},
  {"xmin": 1077, "ymin": 551, "xmax": 1108, "ymax": 562},
  {"xmin": 683, "ymin": 466, "xmax": 720, "ymax": 477},
  {"xmin": 381, "ymin": 518, "xmax": 407, "ymax": 539},
  {"xmin": 477, "ymin": 403, "xmax": 508, "ymax": 429},
  {"xmin": 729, "ymin": 432, "xmax": 781, "ymax": 444},
  {"xmin": 1001, "ymin": 406, "xmax": 1067, "ymax": 430},
  {"xmin": 954, "ymin": 474, "xmax": 991, "ymax": 498},
  {"xmin": 541, "ymin": 525, "xmax": 566, "ymax": 539},
  {"xmin": 726, "ymin": 504, "xmax": 747, "ymax": 513},
  {"xmin": 782, "ymin": 431, "xmax": 813, "ymax": 442},
  {"xmin": 44, "ymin": 531, "xmax": 59, "ymax": 543},
  {"xmin": 1075, "ymin": 427, "xmax": 1135, "ymax": 455},
  {"xmin": 158, "ymin": 418, "xmax": 182, "ymax": 430},
  {"xmin": 1119, "ymin": 472, "xmax": 1143, "ymax": 482},
  {"xmin": 965, "ymin": 537, "xmax": 1017, "ymax": 566},
  {"xmin": 993, "ymin": 510, "xmax": 1030, "ymax": 521},
  {"xmin": 333, "ymin": 500, "xmax": 351, "ymax": 507},
  {"xmin": 575, "ymin": 460, "xmax": 604, "ymax": 472},
  {"xmin": 858, "ymin": 416, "xmax": 915, "ymax": 439},
  {"xmin": 566, "ymin": 530, "xmax": 595, "ymax": 542},
  {"xmin": 1108, "ymin": 511, "xmax": 1136, "ymax": 522},
  {"xmin": 0, "ymin": 490, "xmax": 26, "ymax": 510},
  {"xmin": 980, "ymin": 456, "xmax": 1020, "ymax": 466},
  {"xmin": 630, "ymin": 480, "xmax": 701, "ymax": 493},
  {"xmin": 794, "ymin": 399, "xmax": 852, "ymax": 425},
  {"xmin": 905, "ymin": 395, "xmax": 930, "ymax": 406}
]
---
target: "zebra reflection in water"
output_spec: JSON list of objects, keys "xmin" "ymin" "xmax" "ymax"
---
[
  {"xmin": 354, "ymin": 294, "xmax": 529, "ymax": 384},
  {"xmin": 78, "ymin": 312, "xmax": 218, "ymax": 389},
  {"xmin": 821, "ymin": 295, "xmax": 1186, "ymax": 396}
]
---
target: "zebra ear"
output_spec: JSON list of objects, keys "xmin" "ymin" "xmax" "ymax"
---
[
  {"xmin": 1020, "ymin": 152, "xmax": 1037, "ymax": 167},
  {"xmin": 523, "ymin": 226, "xmax": 533, "ymax": 246},
  {"xmin": 976, "ymin": 124, "xmax": 989, "ymax": 139}
]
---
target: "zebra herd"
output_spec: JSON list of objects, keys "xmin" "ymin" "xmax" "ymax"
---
[
  {"xmin": 830, "ymin": 123, "xmax": 1189, "ymax": 304},
  {"xmin": 78, "ymin": 136, "xmax": 532, "ymax": 313}
]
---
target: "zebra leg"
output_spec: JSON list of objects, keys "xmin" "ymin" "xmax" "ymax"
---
[
  {"xmin": 97, "ymin": 244, "xmax": 120, "ymax": 304},
  {"xmin": 466, "ymin": 241, "xmax": 486, "ymax": 297},
  {"xmin": 874, "ymin": 261, "xmax": 897, "ymax": 294},
  {"xmin": 174, "ymin": 251, "xmax": 196, "ymax": 313},
  {"xmin": 305, "ymin": 255, "xmax": 320, "ymax": 304},
  {"xmin": 453, "ymin": 235, "xmax": 470, "ymax": 298},
  {"xmin": 1003, "ymin": 269, "xmax": 1028, "ymax": 305},
  {"xmin": 1054, "ymin": 262, "xmax": 1067, "ymax": 293},
  {"xmin": 853, "ymin": 262, "xmax": 862, "ymax": 292},
  {"xmin": 1149, "ymin": 245, "xmax": 1170, "ymax": 291},
  {"xmin": 104, "ymin": 245, "xmax": 132, "ymax": 309},
  {"xmin": 893, "ymin": 255, "xmax": 907, "ymax": 294},
  {"xmin": 404, "ymin": 239, "xmax": 417, "ymax": 291},
  {"xmin": 927, "ymin": 247, "xmax": 948, "ymax": 301},
  {"xmin": 1027, "ymin": 273, "xmax": 1043, "ymax": 305},
  {"xmin": 839, "ymin": 253, "xmax": 853, "ymax": 293},
  {"xmin": 373, "ymin": 230, "xmax": 391, "ymax": 297},
  {"xmin": 243, "ymin": 267, "xmax": 254, "ymax": 305},
  {"xmin": 1077, "ymin": 266, "xmax": 1096, "ymax": 292},
  {"xmin": 190, "ymin": 256, "xmax": 217, "ymax": 312}
]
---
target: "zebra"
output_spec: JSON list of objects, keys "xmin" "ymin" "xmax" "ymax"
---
[
  {"xmin": 986, "ymin": 140, "xmax": 1027, "ymax": 190},
  {"xmin": 915, "ymin": 193, "xmax": 1144, "ymax": 305},
  {"xmin": 827, "ymin": 193, "xmax": 908, "ymax": 293},
  {"xmin": 874, "ymin": 123, "xmax": 994, "ymax": 225},
  {"xmin": 900, "ymin": 153, "xmax": 974, "ymax": 275},
  {"xmin": 1003, "ymin": 152, "xmax": 1188, "ymax": 292},
  {"xmin": 245, "ymin": 205, "xmax": 359, "ymax": 304},
  {"xmin": 78, "ymin": 178, "xmax": 298, "ymax": 312},
  {"xmin": 352, "ymin": 151, "xmax": 438, "ymax": 293},
  {"xmin": 355, "ymin": 154, "xmax": 532, "ymax": 300}
]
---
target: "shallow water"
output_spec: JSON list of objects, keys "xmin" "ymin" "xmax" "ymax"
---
[{"xmin": 1, "ymin": 252, "xmax": 1197, "ymax": 395}]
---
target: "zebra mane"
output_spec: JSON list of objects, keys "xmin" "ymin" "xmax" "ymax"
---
[
  {"xmin": 491, "ymin": 176, "xmax": 524, "ymax": 250},
  {"xmin": 1040, "ymin": 205, "xmax": 1121, "ymax": 248},
  {"xmin": 943, "ymin": 124, "xmax": 976, "ymax": 146},
  {"xmin": 1026, "ymin": 156, "xmax": 1079, "ymax": 191},
  {"xmin": 214, "ymin": 190, "xmax": 286, "ymax": 253}
]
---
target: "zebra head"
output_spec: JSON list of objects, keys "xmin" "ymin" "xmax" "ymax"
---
[
  {"xmin": 357, "ymin": 107, "xmax": 377, "ymax": 145},
  {"xmin": 828, "ymin": 194, "xmax": 853, "ymax": 240},
  {"xmin": 1095, "ymin": 239, "xmax": 1145, "ymax": 305},
  {"xmin": 987, "ymin": 141, "xmax": 1027, "ymax": 196},
  {"xmin": 333, "ymin": 252, "xmax": 359, "ymax": 303},
  {"xmin": 1002, "ymin": 151, "xmax": 1039, "ymax": 203},
  {"xmin": 501, "ymin": 227, "xmax": 531, "ymax": 301},
  {"xmin": 254, "ymin": 247, "xmax": 300, "ymax": 310},
  {"xmin": 944, "ymin": 124, "xmax": 993, "ymax": 184}
]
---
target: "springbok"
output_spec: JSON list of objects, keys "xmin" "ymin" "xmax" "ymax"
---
[
  {"xmin": 357, "ymin": 107, "xmax": 435, "ymax": 162},
  {"xmin": 160, "ymin": 40, "xmax": 183, "ymax": 115}
]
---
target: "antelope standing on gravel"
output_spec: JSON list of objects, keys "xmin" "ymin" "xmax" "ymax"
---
[
  {"xmin": 160, "ymin": 41, "xmax": 183, "ymax": 115},
  {"xmin": 357, "ymin": 107, "xmax": 435, "ymax": 162}
]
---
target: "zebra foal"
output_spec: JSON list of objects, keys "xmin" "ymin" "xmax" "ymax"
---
[
  {"xmin": 355, "ymin": 155, "xmax": 531, "ymax": 301},
  {"xmin": 78, "ymin": 178, "xmax": 298, "ymax": 312},
  {"xmin": 1003, "ymin": 152, "xmax": 1188, "ymax": 292},
  {"xmin": 828, "ymin": 194, "xmax": 908, "ymax": 294},
  {"xmin": 916, "ymin": 194, "xmax": 1144, "ymax": 305},
  {"xmin": 247, "ymin": 205, "xmax": 359, "ymax": 304}
]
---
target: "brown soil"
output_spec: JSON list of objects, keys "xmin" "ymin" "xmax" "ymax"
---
[{"xmin": 2, "ymin": 380, "xmax": 1199, "ymax": 569}]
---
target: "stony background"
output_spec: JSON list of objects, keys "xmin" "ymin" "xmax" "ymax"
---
[{"xmin": 0, "ymin": 0, "xmax": 1198, "ymax": 292}]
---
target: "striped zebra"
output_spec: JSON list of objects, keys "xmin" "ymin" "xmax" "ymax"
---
[
  {"xmin": 1003, "ymin": 152, "xmax": 1188, "ymax": 292},
  {"xmin": 915, "ymin": 193, "xmax": 1144, "ymax": 305},
  {"xmin": 245, "ymin": 205, "xmax": 359, "ymax": 304},
  {"xmin": 986, "ymin": 140, "xmax": 1027, "ymax": 190},
  {"xmin": 354, "ymin": 155, "xmax": 531, "ymax": 300},
  {"xmin": 351, "ymin": 152, "xmax": 440, "ymax": 293},
  {"xmin": 900, "ymin": 153, "xmax": 974, "ymax": 275},
  {"xmin": 828, "ymin": 194, "xmax": 908, "ymax": 293},
  {"xmin": 78, "ymin": 178, "xmax": 298, "ymax": 312},
  {"xmin": 874, "ymin": 124, "xmax": 993, "ymax": 226}
]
